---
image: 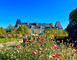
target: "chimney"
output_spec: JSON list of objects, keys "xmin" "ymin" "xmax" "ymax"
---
[
  {"xmin": 51, "ymin": 23, "xmax": 53, "ymax": 27},
  {"xmin": 27, "ymin": 21, "xmax": 29, "ymax": 25},
  {"xmin": 36, "ymin": 22, "xmax": 38, "ymax": 26}
]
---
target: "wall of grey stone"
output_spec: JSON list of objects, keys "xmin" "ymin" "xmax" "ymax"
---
[{"xmin": 29, "ymin": 29, "xmax": 44, "ymax": 34}]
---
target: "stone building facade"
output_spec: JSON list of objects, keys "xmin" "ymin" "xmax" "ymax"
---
[{"xmin": 15, "ymin": 19, "xmax": 63, "ymax": 34}]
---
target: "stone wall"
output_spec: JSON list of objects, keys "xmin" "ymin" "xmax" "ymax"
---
[{"xmin": 29, "ymin": 29, "xmax": 45, "ymax": 34}]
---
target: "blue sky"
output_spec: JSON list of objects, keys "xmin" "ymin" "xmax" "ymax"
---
[{"xmin": 0, "ymin": 0, "xmax": 77, "ymax": 29}]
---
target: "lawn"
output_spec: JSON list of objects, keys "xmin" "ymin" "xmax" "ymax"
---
[{"xmin": 0, "ymin": 38, "xmax": 22, "ymax": 43}]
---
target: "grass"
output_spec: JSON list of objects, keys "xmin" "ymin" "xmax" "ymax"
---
[{"xmin": 0, "ymin": 38, "xmax": 22, "ymax": 43}]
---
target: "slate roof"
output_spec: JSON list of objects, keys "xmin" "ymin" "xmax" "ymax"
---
[
  {"xmin": 15, "ymin": 19, "xmax": 63, "ymax": 29},
  {"xmin": 15, "ymin": 19, "xmax": 52, "ymax": 29},
  {"xmin": 21, "ymin": 23, "xmax": 52, "ymax": 29},
  {"xmin": 54, "ymin": 21, "xmax": 63, "ymax": 29}
]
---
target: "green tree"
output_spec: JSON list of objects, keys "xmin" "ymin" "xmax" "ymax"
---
[
  {"xmin": 0, "ymin": 27, "xmax": 6, "ymax": 35},
  {"xmin": 44, "ymin": 28, "xmax": 68, "ymax": 37},
  {"xmin": 7, "ymin": 24, "xmax": 14, "ymax": 32},
  {"xmin": 66, "ymin": 8, "xmax": 77, "ymax": 31},
  {"xmin": 17, "ymin": 25, "xmax": 29, "ymax": 34}
]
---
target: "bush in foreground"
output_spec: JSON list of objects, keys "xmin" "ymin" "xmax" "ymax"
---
[{"xmin": 0, "ymin": 35, "xmax": 77, "ymax": 60}]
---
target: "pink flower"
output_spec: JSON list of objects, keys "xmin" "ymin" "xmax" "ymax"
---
[
  {"xmin": 16, "ymin": 45, "xmax": 18, "ymax": 47},
  {"xmin": 55, "ymin": 32, "xmax": 57, "ymax": 35},
  {"xmin": 41, "ymin": 36, "xmax": 43, "ymax": 38},
  {"xmin": 42, "ymin": 40, "xmax": 44, "ymax": 42},
  {"xmin": 52, "ymin": 40, "xmax": 53, "ymax": 43},
  {"xmin": 24, "ymin": 43, "xmax": 26, "ymax": 45},
  {"xmin": 39, "ymin": 48, "xmax": 42, "ymax": 51},
  {"xmin": 8, "ymin": 34, "xmax": 10, "ymax": 36},
  {"xmin": 62, "ymin": 40, "xmax": 64, "ymax": 42},
  {"xmin": 17, "ymin": 40, "xmax": 19, "ymax": 42},
  {"xmin": 37, "ymin": 37, "xmax": 39, "ymax": 39},
  {"xmin": 26, "ymin": 39, "xmax": 28, "ymax": 42},
  {"xmin": 69, "ymin": 46, "xmax": 70, "ymax": 48},
  {"xmin": 72, "ymin": 54, "xmax": 75, "ymax": 56},
  {"xmin": 34, "ymin": 40, "xmax": 35, "ymax": 43},
  {"xmin": 11, "ymin": 35, "xmax": 12, "ymax": 37},
  {"xmin": 18, "ymin": 46, "xmax": 21, "ymax": 48},
  {"xmin": 25, "ymin": 49, "xmax": 27, "ymax": 51},
  {"xmin": 39, "ymin": 41, "xmax": 42, "ymax": 43},
  {"xmin": 57, "ymin": 37, "xmax": 58, "ymax": 38},
  {"xmin": 29, "ymin": 43, "xmax": 31, "ymax": 45},
  {"xmin": 52, "ymin": 53, "xmax": 57, "ymax": 58},
  {"xmin": 3, "ymin": 28, "xmax": 5, "ymax": 29},
  {"xmin": 54, "ymin": 49, "xmax": 55, "ymax": 52},
  {"xmin": 53, "ymin": 45, "xmax": 58, "ymax": 48},
  {"xmin": 17, "ymin": 50, "xmax": 19, "ymax": 53},
  {"xmin": 32, "ymin": 52, "xmax": 36, "ymax": 55},
  {"xmin": 51, "ymin": 35, "xmax": 54, "ymax": 37},
  {"xmin": 73, "ymin": 50, "xmax": 76, "ymax": 52},
  {"xmin": 58, "ymin": 53, "xmax": 61, "ymax": 56},
  {"xmin": 55, "ymin": 58, "xmax": 59, "ymax": 60}
]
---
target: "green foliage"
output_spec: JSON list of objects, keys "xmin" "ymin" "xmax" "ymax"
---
[
  {"xmin": 66, "ymin": 8, "xmax": 77, "ymax": 31},
  {"xmin": 17, "ymin": 25, "xmax": 29, "ymax": 34},
  {"xmin": 0, "ymin": 35, "xmax": 77, "ymax": 60},
  {"xmin": 0, "ymin": 27, "xmax": 6, "ymax": 35},
  {"xmin": 44, "ymin": 28, "xmax": 68, "ymax": 38},
  {"xmin": 69, "ymin": 8, "xmax": 77, "ymax": 25},
  {"xmin": 0, "ymin": 38, "xmax": 22, "ymax": 43},
  {"xmin": 6, "ymin": 24, "xmax": 14, "ymax": 32}
]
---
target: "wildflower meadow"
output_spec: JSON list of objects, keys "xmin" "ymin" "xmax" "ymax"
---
[{"xmin": 0, "ymin": 34, "xmax": 77, "ymax": 60}]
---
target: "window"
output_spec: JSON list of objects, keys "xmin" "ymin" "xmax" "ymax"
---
[
  {"xmin": 32, "ymin": 30, "xmax": 34, "ymax": 33},
  {"xmin": 41, "ymin": 31, "xmax": 43, "ymax": 33},
  {"xmin": 40, "ymin": 26, "xmax": 44, "ymax": 29},
  {"xmin": 58, "ymin": 26, "xmax": 59, "ymax": 29},
  {"xmin": 31, "ymin": 26, "xmax": 34, "ymax": 29}
]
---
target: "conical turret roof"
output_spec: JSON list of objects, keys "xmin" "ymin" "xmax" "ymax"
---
[{"xmin": 55, "ymin": 21, "xmax": 63, "ymax": 29}]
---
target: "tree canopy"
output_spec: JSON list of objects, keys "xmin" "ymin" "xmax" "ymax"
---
[
  {"xmin": 66, "ymin": 8, "xmax": 77, "ymax": 31},
  {"xmin": 0, "ymin": 27, "xmax": 6, "ymax": 35},
  {"xmin": 17, "ymin": 25, "xmax": 29, "ymax": 34}
]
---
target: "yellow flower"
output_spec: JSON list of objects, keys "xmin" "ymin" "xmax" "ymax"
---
[
  {"xmin": 11, "ymin": 54, "xmax": 13, "ymax": 56},
  {"xmin": 14, "ymin": 56, "xmax": 16, "ymax": 58},
  {"xmin": 6, "ymin": 54, "xmax": 9, "ymax": 56},
  {"xmin": 48, "ymin": 49, "xmax": 49, "ymax": 51},
  {"xmin": 2, "ymin": 51, "xmax": 4, "ymax": 54}
]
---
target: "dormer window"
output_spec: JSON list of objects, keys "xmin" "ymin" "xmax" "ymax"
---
[
  {"xmin": 31, "ymin": 25, "xmax": 34, "ymax": 29},
  {"xmin": 40, "ymin": 26, "xmax": 44, "ymax": 29}
]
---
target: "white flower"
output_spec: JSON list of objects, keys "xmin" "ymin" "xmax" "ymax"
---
[
  {"xmin": 49, "ymin": 55, "xmax": 52, "ymax": 58},
  {"xmin": 50, "ymin": 47, "xmax": 52, "ymax": 49},
  {"xmin": 16, "ymin": 59, "xmax": 18, "ymax": 60}
]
